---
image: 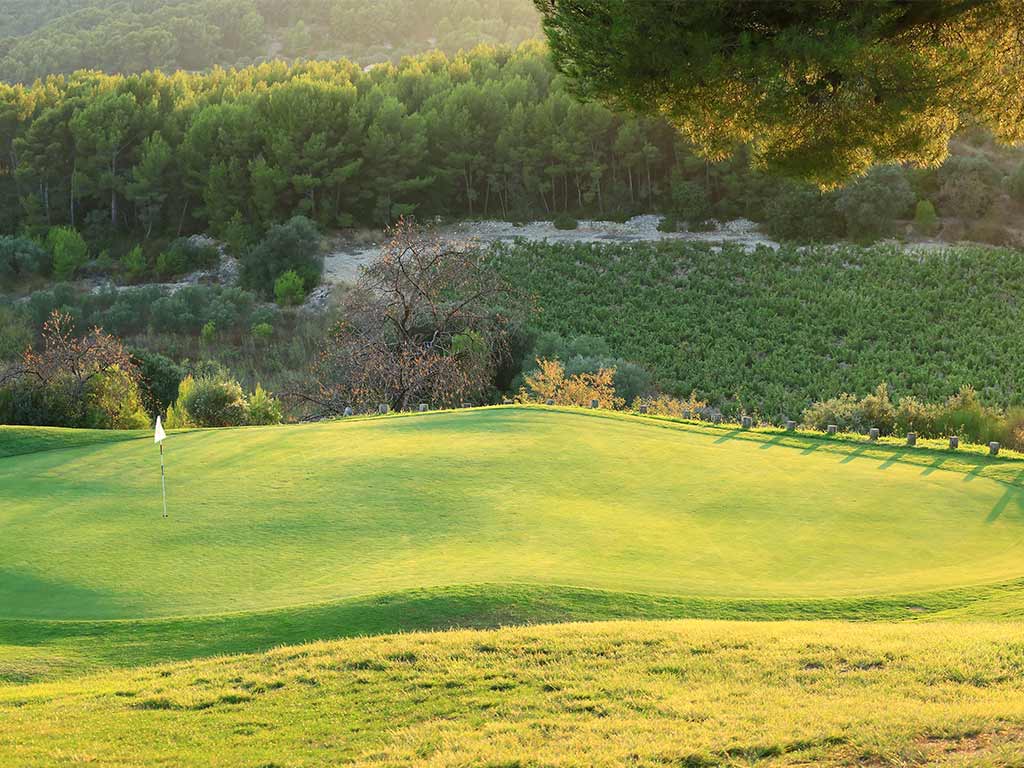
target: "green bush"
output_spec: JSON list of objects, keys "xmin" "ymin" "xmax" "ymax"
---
[
  {"xmin": 84, "ymin": 366, "xmax": 150, "ymax": 430},
  {"xmin": 1009, "ymin": 162, "xmax": 1024, "ymax": 204},
  {"xmin": 0, "ymin": 236, "xmax": 50, "ymax": 282},
  {"xmin": 200, "ymin": 321, "xmax": 217, "ymax": 344},
  {"xmin": 274, "ymin": 270, "xmax": 306, "ymax": 307},
  {"xmin": 156, "ymin": 238, "xmax": 220, "ymax": 278},
  {"xmin": 801, "ymin": 394, "xmax": 865, "ymax": 433},
  {"xmin": 670, "ymin": 176, "xmax": 712, "ymax": 224},
  {"xmin": 247, "ymin": 384, "xmax": 282, "ymax": 426},
  {"xmin": 240, "ymin": 216, "xmax": 322, "ymax": 299},
  {"xmin": 763, "ymin": 183, "xmax": 843, "ymax": 242},
  {"xmin": 913, "ymin": 200, "xmax": 939, "ymax": 237},
  {"xmin": 46, "ymin": 227, "xmax": 88, "ymax": 281},
  {"xmin": 835, "ymin": 166, "xmax": 915, "ymax": 242},
  {"xmin": 552, "ymin": 213, "xmax": 579, "ymax": 230},
  {"xmin": 657, "ymin": 215, "xmax": 681, "ymax": 233},
  {"xmin": 0, "ymin": 306, "xmax": 32, "ymax": 362},
  {"xmin": 130, "ymin": 348, "xmax": 185, "ymax": 415},
  {"xmin": 180, "ymin": 377, "xmax": 250, "ymax": 427},
  {"xmin": 938, "ymin": 156, "xmax": 1000, "ymax": 219},
  {"xmin": 252, "ymin": 322, "xmax": 274, "ymax": 341},
  {"xmin": 121, "ymin": 245, "xmax": 148, "ymax": 280}
]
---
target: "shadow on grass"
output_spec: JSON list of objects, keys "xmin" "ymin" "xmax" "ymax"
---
[
  {"xmin": 840, "ymin": 445, "xmax": 870, "ymax": 465},
  {"xmin": 921, "ymin": 456, "xmax": 948, "ymax": 477},
  {"xmin": 987, "ymin": 472, "xmax": 1024, "ymax": 524},
  {"xmin": 879, "ymin": 450, "xmax": 907, "ymax": 470},
  {"xmin": 713, "ymin": 429, "xmax": 742, "ymax": 445},
  {"xmin": 758, "ymin": 434, "xmax": 788, "ymax": 451}
]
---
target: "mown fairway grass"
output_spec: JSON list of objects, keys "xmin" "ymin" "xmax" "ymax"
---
[
  {"xmin": 3, "ymin": 407, "xmax": 1024, "ymax": 683},
  {"xmin": 4, "ymin": 620, "xmax": 1024, "ymax": 767}
]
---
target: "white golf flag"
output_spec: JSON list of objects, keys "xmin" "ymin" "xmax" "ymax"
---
[{"xmin": 154, "ymin": 416, "xmax": 167, "ymax": 444}]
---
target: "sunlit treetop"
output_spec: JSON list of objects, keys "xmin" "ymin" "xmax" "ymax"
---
[{"xmin": 534, "ymin": 0, "xmax": 1024, "ymax": 186}]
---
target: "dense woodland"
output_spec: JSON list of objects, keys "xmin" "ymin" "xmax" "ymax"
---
[
  {"xmin": 0, "ymin": 42, "xmax": 1021, "ymax": 282},
  {"xmin": 0, "ymin": 0, "xmax": 541, "ymax": 83},
  {"xmin": 4, "ymin": 4, "xmax": 1024, "ymax": 437}
]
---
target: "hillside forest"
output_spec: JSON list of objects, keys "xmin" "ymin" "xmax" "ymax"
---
[{"xmin": 4, "ymin": 5, "xmax": 1024, "ymax": 449}]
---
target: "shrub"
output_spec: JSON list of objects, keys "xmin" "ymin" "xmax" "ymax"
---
[
  {"xmin": 252, "ymin": 322, "xmax": 274, "ymax": 341},
  {"xmin": 247, "ymin": 384, "xmax": 282, "ymax": 425},
  {"xmin": 632, "ymin": 392, "xmax": 708, "ymax": 418},
  {"xmin": 966, "ymin": 218, "xmax": 1014, "ymax": 247},
  {"xmin": 200, "ymin": 321, "xmax": 217, "ymax": 344},
  {"xmin": 516, "ymin": 358, "xmax": 624, "ymax": 409},
  {"xmin": 657, "ymin": 215, "xmax": 681, "ymax": 233},
  {"xmin": 894, "ymin": 397, "xmax": 936, "ymax": 436},
  {"xmin": 834, "ymin": 166, "xmax": 915, "ymax": 242},
  {"xmin": 670, "ymin": 176, "xmax": 712, "ymax": 224},
  {"xmin": 938, "ymin": 156, "xmax": 1000, "ymax": 219},
  {"xmin": 130, "ymin": 348, "xmax": 185, "ymax": 415},
  {"xmin": 0, "ymin": 236, "xmax": 50, "ymax": 282},
  {"xmin": 931, "ymin": 386, "xmax": 1003, "ymax": 444},
  {"xmin": 46, "ymin": 227, "xmax": 88, "ymax": 281},
  {"xmin": 763, "ymin": 183, "xmax": 844, "ymax": 242},
  {"xmin": 552, "ymin": 213, "xmax": 579, "ymax": 230},
  {"xmin": 179, "ymin": 377, "xmax": 250, "ymax": 427},
  {"xmin": 84, "ymin": 366, "xmax": 150, "ymax": 430},
  {"xmin": 164, "ymin": 375, "xmax": 196, "ymax": 429},
  {"xmin": 274, "ymin": 270, "xmax": 306, "ymax": 307},
  {"xmin": 1010, "ymin": 162, "xmax": 1024, "ymax": 204},
  {"xmin": 859, "ymin": 383, "xmax": 896, "ymax": 435},
  {"xmin": 240, "ymin": 215, "xmax": 322, "ymax": 299},
  {"xmin": 801, "ymin": 393, "xmax": 865, "ymax": 433},
  {"xmin": 121, "ymin": 245, "xmax": 148, "ymax": 280},
  {"xmin": 156, "ymin": 237, "xmax": 220, "ymax": 278},
  {"xmin": 0, "ymin": 305, "xmax": 32, "ymax": 362},
  {"xmin": 913, "ymin": 200, "xmax": 939, "ymax": 237}
]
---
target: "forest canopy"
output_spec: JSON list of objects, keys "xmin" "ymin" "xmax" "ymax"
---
[
  {"xmin": 0, "ymin": 0, "xmax": 541, "ymax": 82},
  {"xmin": 534, "ymin": 0, "xmax": 1024, "ymax": 186}
]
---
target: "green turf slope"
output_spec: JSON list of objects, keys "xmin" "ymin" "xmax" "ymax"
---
[
  {"xmin": 3, "ymin": 620, "xmax": 1024, "ymax": 767},
  {"xmin": 4, "ymin": 407, "xmax": 1024, "ymax": 622},
  {"xmin": 4, "ymin": 407, "xmax": 1024, "ymax": 681}
]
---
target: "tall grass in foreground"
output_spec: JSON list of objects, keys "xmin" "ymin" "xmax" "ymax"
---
[{"xmin": 2, "ymin": 620, "xmax": 1024, "ymax": 766}]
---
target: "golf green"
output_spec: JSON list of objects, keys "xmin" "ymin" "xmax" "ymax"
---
[{"xmin": 2, "ymin": 407, "xmax": 1023, "ymax": 621}]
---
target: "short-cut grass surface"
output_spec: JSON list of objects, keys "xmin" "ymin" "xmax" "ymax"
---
[
  {"xmin": 5, "ymin": 407, "xmax": 1024, "ymax": 621},
  {"xmin": 4, "ymin": 619, "xmax": 1024, "ymax": 767},
  {"xmin": 4, "ymin": 407, "xmax": 1024, "ymax": 681}
]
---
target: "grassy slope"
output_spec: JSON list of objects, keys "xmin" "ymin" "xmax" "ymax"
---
[
  {"xmin": 4, "ymin": 407, "xmax": 1024, "ymax": 683},
  {"xmin": 5, "ymin": 407, "xmax": 1024, "ymax": 621},
  {"xmin": 4, "ymin": 620, "xmax": 1024, "ymax": 767},
  {"xmin": 0, "ymin": 425, "xmax": 147, "ymax": 459}
]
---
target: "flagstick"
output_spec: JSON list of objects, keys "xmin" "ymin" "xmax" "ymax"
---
[{"xmin": 160, "ymin": 442, "xmax": 168, "ymax": 519}]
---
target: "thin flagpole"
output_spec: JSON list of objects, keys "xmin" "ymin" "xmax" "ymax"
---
[{"xmin": 160, "ymin": 442, "xmax": 168, "ymax": 519}]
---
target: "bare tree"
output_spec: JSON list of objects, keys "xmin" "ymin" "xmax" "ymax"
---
[
  {"xmin": 1, "ymin": 311, "xmax": 141, "ymax": 422},
  {"xmin": 293, "ymin": 220, "xmax": 522, "ymax": 417}
]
